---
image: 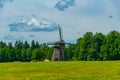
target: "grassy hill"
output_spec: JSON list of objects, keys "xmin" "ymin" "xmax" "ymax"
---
[{"xmin": 0, "ymin": 61, "xmax": 120, "ymax": 80}]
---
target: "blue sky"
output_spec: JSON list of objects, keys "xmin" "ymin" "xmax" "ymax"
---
[{"xmin": 0, "ymin": 0, "xmax": 120, "ymax": 44}]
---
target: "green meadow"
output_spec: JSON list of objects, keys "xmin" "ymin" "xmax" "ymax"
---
[{"xmin": 0, "ymin": 61, "xmax": 120, "ymax": 80}]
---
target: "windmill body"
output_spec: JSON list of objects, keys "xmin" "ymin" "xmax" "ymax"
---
[
  {"xmin": 43, "ymin": 27, "xmax": 71, "ymax": 61},
  {"xmin": 51, "ymin": 41, "xmax": 65, "ymax": 61},
  {"xmin": 45, "ymin": 27, "xmax": 66, "ymax": 61},
  {"xmin": 51, "ymin": 27, "xmax": 65, "ymax": 61}
]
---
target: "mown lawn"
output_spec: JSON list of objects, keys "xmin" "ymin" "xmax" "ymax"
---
[{"xmin": 0, "ymin": 61, "xmax": 120, "ymax": 80}]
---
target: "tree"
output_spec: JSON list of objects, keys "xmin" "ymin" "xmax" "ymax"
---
[
  {"xmin": 35, "ymin": 41, "xmax": 40, "ymax": 48},
  {"xmin": 8, "ymin": 42, "xmax": 13, "ymax": 49},
  {"xmin": 90, "ymin": 33, "xmax": 105, "ymax": 60},
  {"xmin": 31, "ymin": 48, "xmax": 45, "ymax": 61},
  {"xmin": 65, "ymin": 44, "xmax": 75, "ymax": 61},
  {"xmin": 105, "ymin": 30, "xmax": 120, "ymax": 60},
  {"xmin": 0, "ymin": 41, "xmax": 6, "ymax": 48},
  {"xmin": 31, "ymin": 40, "xmax": 36, "ymax": 49},
  {"xmin": 21, "ymin": 48, "xmax": 27, "ymax": 61},
  {"xmin": 0, "ymin": 48, "xmax": 6, "ymax": 62},
  {"xmin": 79, "ymin": 32, "xmax": 93, "ymax": 60},
  {"xmin": 26, "ymin": 48, "xmax": 32, "ymax": 61},
  {"xmin": 15, "ymin": 40, "xmax": 23, "ymax": 49},
  {"xmin": 23, "ymin": 41, "xmax": 29, "ymax": 49}
]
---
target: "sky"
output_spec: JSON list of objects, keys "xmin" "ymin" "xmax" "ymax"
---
[{"xmin": 0, "ymin": 0, "xmax": 120, "ymax": 44}]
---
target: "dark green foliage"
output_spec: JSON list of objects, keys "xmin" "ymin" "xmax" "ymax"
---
[
  {"xmin": 0, "ymin": 30, "xmax": 120, "ymax": 62},
  {"xmin": 42, "ymin": 46, "xmax": 53, "ymax": 60},
  {"xmin": 23, "ymin": 41, "xmax": 30, "ymax": 49},
  {"xmin": 0, "ymin": 40, "xmax": 48, "ymax": 62},
  {"xmin": 65, "ymin": 30, "xmax": 120, "ymax": 61},
  {"xmin": 0, "ymin": 48, "xmax": 6, "ymax": 62},
  {"xmin": 65, "ymin": 44, "xmax": 75, "ymax": 60},
  {"xmin": 31, "ymin": 40, "xmax": 36, "ymax": 49},
  {"xmin": 100, "ymin": 30, "xmax": 120, "ymax": 60},
  {"xmin": 31, "ymin": 48, "xmax": 45, "ymax": 61}
]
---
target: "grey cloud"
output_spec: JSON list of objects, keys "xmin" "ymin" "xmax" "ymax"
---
[
  {"xmin": 4, "ymin": 35, "xmax": 25, "ymax": 41},
  {"xmin": 0, "ymin": 0, "xmax": 13, "ymax": 8},
  {"xmin": 28, "ymin": 34, "xmax": 35, "ymax": 37},
  {"xmin": 55, "ymin": 0, "xmax": 75, "ymax": 11}
]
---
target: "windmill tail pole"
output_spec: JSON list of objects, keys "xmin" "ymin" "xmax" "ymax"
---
[{"xmin": 61, "ymin": 46, "xmax": 64, "ymax": 60}]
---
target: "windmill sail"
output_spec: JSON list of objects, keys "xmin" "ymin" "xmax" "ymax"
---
[{"xmin": 59, "ymin": 27, "xmax": 63, "ymax": 42}]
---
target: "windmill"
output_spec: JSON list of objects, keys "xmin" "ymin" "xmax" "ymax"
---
[
  {"xmin": 44, "ymin": 27, "xmax": 67, "ymax": 61},
  {"xmin": 52, "ymin": 27, "xmax": 65, "ymax": 61}
]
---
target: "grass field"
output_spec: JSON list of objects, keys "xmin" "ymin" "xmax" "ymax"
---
[{"xmin": 0, "ymin": 61, "xmax": 120, "ymax": 80}]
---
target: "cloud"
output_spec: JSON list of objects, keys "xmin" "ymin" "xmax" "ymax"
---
[
  {"xmin": 8, "ymin": 16, "xmax": 60, "ymax": 32},
  {"xmin": 28, "ymin": 34, "xmax": 35, "ymax": 37},
  {"xmin": 0, "ymin": 0, "xmax": 13, "ymax": 8},
  {"xmin": 55, "ymin": 0, "xmax": 75, "ymax": 11}
]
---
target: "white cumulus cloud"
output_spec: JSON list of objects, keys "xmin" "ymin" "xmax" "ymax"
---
[{"xmin": 8, "ymin": 15, "xmax": 60, "ymax": 32}]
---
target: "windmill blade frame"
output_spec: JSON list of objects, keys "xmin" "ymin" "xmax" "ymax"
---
[{"xmin": 59, "ymin": 27, "xmax": 64, "ymax": 42}]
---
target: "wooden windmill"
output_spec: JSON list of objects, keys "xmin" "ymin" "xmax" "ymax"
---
[
  {"xmin": 51, "ymin": 27, "xmax": 65, "ymax": 61},
  {"xmin": 45, "ymin": 27, "xmax": 66, "ymax": 61}
]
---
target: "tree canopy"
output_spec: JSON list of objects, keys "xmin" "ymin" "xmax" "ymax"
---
[{"xmin": 0, "ymin": 30, "xmax": 120, "ymax": 62}]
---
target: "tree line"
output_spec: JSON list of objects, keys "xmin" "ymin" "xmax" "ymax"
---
[
  {"xmin": 0, "ymin": 30, "xmax": 120, "ymax": 62},
  {"xmin": 0, "ymin": 40, "xmax": 53, "ymax": 62},
  {"xmin": 66, "ymin": 30, "xmax": 120, "ymax": 61}
]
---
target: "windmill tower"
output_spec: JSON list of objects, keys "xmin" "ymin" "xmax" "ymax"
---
[
  {"xmin": 43, "ymin": 27, "xmax": 66, "ymax": 61},
  {"xmin": 43, "ymin": 27, "xmax": 72, "ymax": 61},
  {"xmin": 51, "ymin": 27, "xmax": 65, "ymax": 61}
]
